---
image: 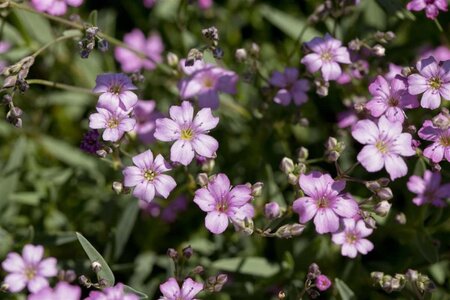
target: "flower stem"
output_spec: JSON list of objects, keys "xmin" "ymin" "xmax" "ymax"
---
[
  {"xmin": 27, "ymin": 79, "xmax": 94, "ymax": 94},
  {"xmin": 434, "ymin": 19, "xmax": 443, "ymax": 32},
  {"xmin": 32, "ymin": 32, "xmax": 82, "ymax": 58}
]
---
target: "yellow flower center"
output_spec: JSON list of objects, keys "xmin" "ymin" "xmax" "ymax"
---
[
  {"xmin": 440, "ymin": 135, "xmax": 450, "ymax": 147},
  {"xmin": 216, "ymin": 199, "xmax": 228, "ymax": 212},
  {"xmin": 428, "ymin": 77, "xmax": 442, "ymax": 90},
  {"xmin": 317, "ymin": 197, "xmax": 329, "ymax": 208},
  {"xmin": 109, "ymin": 84, "xmax": 122, "ymax": 94},
  {"xmin": 375, "ymin": 141, "xmax": 389, "ymax": 154},
  {"xmin": 345, "ymin": 233, "xmax": 357, "ymax": 244},
  {"xmin": 25, "ymin": 267, "xmax": 36, "ymax": 280},
  {"xmin": 144, "ymin": 170, "xmax": 156, "ymax": 181},
  {"xmin": 180, "ymin": 128, "xmax": 194, "ymax": 140},
  {"xmin": 107, "ymin": 118, "xmax": 119, "ymax": 129},
  {"xmin": 321, "ymin": 51, "xmax": 333, "ymax": 62},
  {"xmin": 203, "ymin": 77, "xmax": 215, "ymax": 88}
]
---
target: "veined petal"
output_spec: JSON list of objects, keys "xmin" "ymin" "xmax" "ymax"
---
[
  {"xmin": 205, "ymin": 211, "xmax": 228, "ymax": 234},
  {"xmin": 385, "ymin": 154, "xmax": 408, "ymax": 180},
  {"xmin": 314, "ymin": 209, "xmax": 340, "ymax": 234},
  {"xmin": 193, "ymin": 188, "xmax": 216, "ymax": 212},
  {"xmin": 293, "ymin": 197, "xmax": 317, "ymax": 223},
  {"xmin": 352, "ymin": 119, "xmax": 379, "ymax": 144},
  {"xmin": 170, "ymin": 140, "xmax": 195, "ymax": 166},
  {"xmin": 154, "ymin": 118, "xmax": 181, "ymax": 142},
  {"xmin": 357, "ymin": 145, "xmax": 384, "ymax": 172},
  {"xmin": 153, "ymin": 174, "xmax": 176, "ymax": 198},
  {"xmin": 133, "ymin": 181, "xmax": 155, "ymax": 203},
  {"xmin": 191, "ymin": 134, "xmax": 219, "ymax": 158}
]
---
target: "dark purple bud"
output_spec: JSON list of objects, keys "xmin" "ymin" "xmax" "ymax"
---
[
  {"xmin": 98, "ymin": 39, "xmax": 109, "ymax": 52},
  {"xmin": 182, "ymin": 245, "xmax": 193, "ymax": 259}
]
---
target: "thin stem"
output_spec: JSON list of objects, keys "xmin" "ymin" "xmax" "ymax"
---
[
  {"xmin": 32, "ymin": 32, "xmax": 81, "ymax": 58},
  {"xmin": 305, "ymin": 157, "xmax": 324, "ymax": 164},
  {"xmin": 287, "ymin": 25, "xmax": 309, "ymax": 61},
  {"xmin": 27, "ymin": 79, "xmax": 94, "ymax": 94},
  {"xmin": 434, "ymin": 19, "xmax": 443, "ymax": 32}
]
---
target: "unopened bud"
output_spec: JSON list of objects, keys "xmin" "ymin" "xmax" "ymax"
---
[
  {"xmin": 3, "ymin": 94, "xmax": 13, "ymax": 104},
  {"xmin": 371, "ymin": 271, "xmax": 384, "ymax": 283},
  {"xmin": 249, "ymin": 43, "xmax": 260, "ymax": 57},
  {"xmin": 167, "ymin": 52, "xmax": 179, "ymax": 67},
  {"xmin": 97, "ymin": 39, "xmax": 109, "ymax": 52},
  {"xmin": 365, "ymin": 180, "xmax": 381, "ymax": 192},
  {"xmin": 91, "ymin": 261, "xmax": 102, "ymax": 273},
  {"xmin": 297, "ymin": 147, "xmax": 309, "ymax": 161},
  {"xmin": 372, "ymin": 44, "xmax": 385, "ymax": 56},
  {"xmin": 182, "ymin": 245, "xmax": 193, "ymax": 259},
  {"xmin": 288, "ymin": 173, "xmax": 299, "ymax": 185},
  {"xmin": 280, "ymin": 157, "xmax": 295, "ymax": 174},
  {"xmin": 264, "ymin": 202, "xmax": 281, "ymax": 219},
  {"xmin": 79, "ymin": 275, "xmax": 91, "ymax": 288},
  {"xmin": 385, "ymin": 31, "xmax": 395, "ymax": 41},
  {"xmin": 192, "ymin": 265, "xmax": 204, "ymax": 274},
  {"xmin": 275, "ymin": 223, "xmax": 305, "ymax": 238},
  {"xmin": 278, "ymin": 291, "xmax": 286, "ymax": 299},
  {"xmin": 374, "ymin": 201, "xmax": 391, "ymax": 217},
  {"xmin": 401, "ymin": 67, "xmax": 413, "ymax": 77},
  {"xmin": 212, "ymin": 47, "xmax": 224, "ymax": 59},
  {"xmin": 197, "ymin": 173, "xmax": 209, "ymax": 187},
  {"xmin": 395, "ymin": 212, "xmax": 406, "ymax": 224},
  {"xmin": 3, "ymin": 76, "xmax": 17, "ymax": 88},
  {"xmin": 377, "ymin": 177, "xmax": 390, "ymax": 187},
  {"xmin": 405, "ymin": 269, "xmax": 418, "ymax": 282},
  {"xmin": 167, "ymin": 248, "xmax": 178, "ymax": 260},
  {"xmin": 251, "ymin": 182, "xmax": 263, "ymax": 197},
  {"xmin": 325, "ymin": 137, "xmax": 338, "ymax": 150},
  {"xmin": 377, "ymin": 187, "xmax": 393, "ymax": 200},
  {"xmin": 216, "ymin": 274, "xmax": 228, "ymax": 284},
  {"xmin": 112, "ymin": 181, "xmax": 123, "ymax": 194},
  {"xmin": 96, "ymin": 149, "xmax": 108, "ymax": 158},
  {"xmin": 97, "ymin": 278, "xmax": 109, "ymax": 289},
  {"xmin": 235, "ymin": 48, "xmax": 247, "ymax": 62}
]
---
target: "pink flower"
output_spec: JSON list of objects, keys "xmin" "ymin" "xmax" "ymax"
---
[
  {"xmin": 154, "ymin": 101, "xmax": 219, "ymax": 166},
  {"xmin": 408, "ymin": 56, "xmax": 450, "ymax": 109},
  {"xmin": 93, "ymin": 73, "xmax": 138, "ymax": 111},
  {"xmin": 85, "ymin": 283, "xmax": 138, "ymax": 300},
  {"xmin": 336, "ymin": 59, "xmax": 369, "ymax": 85},
  {"xmin": 420, "ymin": 46, "xmax": 450, "ymax": 62},
  {"xmin": 115, "ymin": 29, "xmax": 164, "ymax": 73},
  {"xmin": 315, "ymin": 274, "xmax": 332, "ymax": 291},
  {"xmin": 385, "ymin": 63, "xmax": 403, "ymax": 82},
  {"xmin": 1, "ymin": 244, "xmax": 57, "ymax": 293},
  {"xmin": 418, "ymin": 120, "xmax": 450, "ymax": 163},
  {"xmin": 193, "ymin": 173, "xmax": 254, "ymax": 234},
  {"xmin": 264, "ymin": 202, "xmax": 281, "ymax": 219},
  {"xmin": 123, "ymin": 150, "xmax": 176, "ymax": 203},
  {"xmin": 269, "ymin": 67, "xmax": 310, "ymax": 106},
  {"xmin": 133, "ymin": 100, "xmax": 163, "ymax": 144},
  {"xmin": 28, "ymin": 282, "xmax": 81, "ymax": 300},
  {"xmin": 352, "ymin": 116, "xmax": 415, "ymax": 180},
  {"xmin": 365, "ymin": 75, "xmax": 418, "ymax": 123},
  {"xmin": 89, "ymin": 107, "xmax": 136, "ymax": 142},
  {"xmin": 332, "ymin": 218, "xmax": 374, "ymax": 258},
  {"xmin": 159, "ymin": 277, "xmax": 203, "ymax": 300},
  {"xmin": 301, "ymin": 34, "xmax": 351, "ymax": 81},
  {"xmin": 31, "ymin": 0, "xmax": 83, "ymax": 16},
  {"xmin": 0, "ymin": 41, "xmax": 11, "ymax": 73},
  {"xmin": 292, "ymin": 172, "xmax": 359, "ymax": 234},
  {"xmin": 407, "ymin": 170, "xmax": 449, "ymax": 207},
  {"xmin": 178, "ymin": 60, "xmax": 238, "ymax": 110},
  {"xmin": 406, "ymin": 0, "xmax": 447, "ymax": 20},
  {"xmin": 198, "ymin": 0, "xmax": 213, "ymax": 10},
  {"xmin": 337, "ymin": 109, "xmax": 359, "ymax": 129}
]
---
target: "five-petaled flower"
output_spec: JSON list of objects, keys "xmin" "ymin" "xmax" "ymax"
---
[
  {"xmin": 301, "ymin": 34, "xmax": 351, "ymax": 81},
  {"xmin": 366, "ymin": 75, "xmax": 418, "ymax": 123},
  {"xmin": 89, "ymin": 107, "xmax": 136, "ymax": 142},
  {"xmin": 407, "ymin": 170, "xmax": 450, "ymax": 207},
  {"xmin": 352, "ymin": 116, "xmax": 416, "ymax": 180},
  {"xmin": 1, "ymin": 244, "xmax": 57, "ymax": 293},
  {"xmin": 178, "ymin": 60, "xmax": 238, "ymax": 110},
  {"xmin": 123, "ymin": 150, "xmax": 176, "ymax": 203},
  {"xmin": 31, "ymin": 0, "xmax": 83, "ymax": 16},
  {"xmin": 331, "ymin": 218, "xmax": 374, "ymax": 258},
  {"xmin": 115, "ymin": 29, "xmax": 164, "ymax": 73},
  {"xmin": 408, "ymin": 56, "xmax": 450, "ymax": 109},
  {"xmin": 418, "ymin": 119, "xmax": 450, "ymax": 163},
  {"xmin": 28, "ymin": 282, "xmax": 81, "ymax": 300},
  {"xmin": 292, "ymin": 172, "xmax": 359, "ymax": 234},
  {"xmin": 269, "ymin": 67, "xmax": 310, "ymax": 106},
  {"xmin": 193, "ymin": 173, "xmax": 254, "ymax": 234},
  {"xmin": 159, "ymin": 277, "xmax": 203, "ymax": 300},
  {"xmin": 315, "ymin": 274, "xmax": 332, "ymax": 291},
  {"xmin": 85, "ymin": 283, "xmax": 139, "ymax": 300},
  {"xmin": 154, "ymin": 101, "xmax": 219, "ymax": 166},
  {"xmin": 93, "ymin": 73, "xmax": 138, "ymax": 112}
]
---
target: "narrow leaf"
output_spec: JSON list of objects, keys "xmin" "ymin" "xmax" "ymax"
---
[
  {"xmin": 76, "ymin": 232, "xmax": 115, "ymax": 286},
  {"xmin": 123, "ymin": 285, "xmax": 149, "ymax": 299},
  {"xmin": 114, "ymin": 200, "xmax": 139, "ymax": 260},
  {"xmin": 335, "ymin": 278, "xmax": 355, "ymax": 300}
]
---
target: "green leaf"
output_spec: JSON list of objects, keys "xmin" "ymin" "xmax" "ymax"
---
[
  {"xmin": 89, "ymin": 10, "xmax": 98, "ymax": 26},
  {"xmin": 123, "ymin": 285, "xmax": 148, "ymax": 299},
  {"xmin": 114, "ymin": 200, "xmax": 139, "ymax": 261},
  {"xmin": 76, "ymin": 232, "xmax": 115, "ymax": 287},
  {"xmin": 13, "ymin": 9, "xmax": 54, "ymax": 44},
  {"xmin": 415, "ymin": 231, "xmax": 439, "ymax": 264},
  {"xmin": 413, "ymin": 158, "xmax": 427, "ymax": 176},
  {"xmin": 129, "ymin": 252, "xmax": 156, "ymax": 288},
  {"xmin": 376, "ymin": 0, "xmax": 403, "ymax": 14},
  {"xmin": 212, "ymin": 257, "xmax": 280, "ymax": 277},
  {"xmin": 0, "ymin": 173, "xmax": 20, "ymax": 211},
  {"xmin": 2, "ymin": 136, "xmax": 27, "ymax": 175},
  {"xmin": 9, "ymin": 192, "xmax": 40, "ymax": 206},
  {"xmin": 259, "ymin": 4, "xmax": 319, "ymax": 41},
  {"xmin": 335, "ymin": 278, "xmax": 355, "ymax": 300},
  {"xmin": 428, "ymin": 261, "xmax": 448, "ymax": 285}
]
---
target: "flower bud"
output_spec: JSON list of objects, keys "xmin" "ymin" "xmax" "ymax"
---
[
  {"xmin": 167, "ymin": 248, "xmax": 178, "ymax": 260},
  {"xmin": 251, "ymin": 182, "xmax": 263, "ymax": 197},
  {"xmin": 197, "ymin": 173, "xmax": 209, "ymax": 187},
  {"xmin": 235, "ymin": 48, "xmax": 247, "ymax": 62},
  {"xmin": 264, "ymin": 202, "xmax": 281, "ymax": 219},
  {"xmin": 182, "ymin": 245, "xmax": 193, "ymax": 259},
  {"xmin": 280, "ymin": 157, "xmax": 295, "ymax": 174},
  {"xmin": 3, "ymin": 76, "xmax": 17, "ymax": 88},
  {"xmin": 377, "ymin": 187, "xmax": 393, "ymax": 200},
  {"xmin": 377, "ymin": 177, "xmax": 390, "ymax": 186},
  {"xmin": 192, "ymin": 265, "xmax": 204, "ymax": 274},
  {"xmin": 167, "ymin": 52, "xmax": 179, "ymax": 67},
  {"xmin": 372, "ymin": 44, "xmax": 385, "ymax": 56},
  {"xmin": 249, "ymin": 43, "xmax": 260, "ymax": 57},
  {"xmin": 275, "ymin": 223, "xmax": 305, "ymax": 238},
  {"xmin": 97, "ymin": 39, "xmax": 109, "ymax": 52},
  {"xmin": 385, "ymin": 31, "xmax": 395, "ymax": 41},
  {"xmin": 348, "ymin": 38, "xmax": 362, "ymax": 51},
  {"xmin": 79, "ymin": 275, "xmax": 92, "ymax": 288},
  {"xmin": 112, "ymin": 181, "xmax": 123, "ymax": 194},
  {"xmin": 308, "ymin": 263, "xmax": 321, "ymax": 277},
  {"xmin": 371, "ymin": 271, "xmax": 384, "ymax": 283},
  {"xmin": 365, "ymin": 180, "xmax": 381, "ymax": 192},
  {"xmin": 91, "ymin": 261, "xmax": 102, "ymax": 273},
  {"xmin": 315, "ymin": 274, "xmax": 332, "ymax": 291},
  {"xmin": 297, "ymin": 147, "xmax": 309, "ymax": 161},
  {"xmin": 405, "ymin": 269, "xmax": 418, "ymax": 282},
  {"xmin": 216, "ymin": 274, "xmax": 228, "ymax": 284},
  {"xmin": 287, "ymin": 173, "xmax": 299, "ymax": 185},
  {"xmin": 3, "ymin": 94, "xmax": 13, "ymax": 104},
  {"xmin": 374, "ymin": 201, "xmax": 391, "ymax": 217},
  {"xmin": 278, "ymin": 291, "xmax": 286, "ymax": 299},
  {"xmin": 395, "ymin": 212, "xmax": 406, "ymax": 224},
  {"xmin": 98, "ymin": 278, "xmax": 109, "ymax": 289},
  {"xmin": 401, "ymin": 67, "xmax": 413, "ymax": 77}
]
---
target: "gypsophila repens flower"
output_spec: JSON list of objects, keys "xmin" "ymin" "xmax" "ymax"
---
[
  {"xmin": 332, "ymin": 218, "xmax": 374, "ymax": 258},
  {"xmin": 406, "ymin": 0, "xmax": 448, "ymax": 20},
  {"xmin": 123, "ymin": 150, "xmax": 176, "ymax": 203},
  {"xmin": 159, "ymin": 277, "xmax": 204, "ymax": 300},
  {"xmin": 315, "ymin": 274, "xmax": 332, "ymax": 291},
  {"xmin": 407, "ymin": 170, "xmax": 450, "ymax": 207},
  {"xmin": 269, "ymin": 67, "xmax": 310, "ymax": 106},
  {"xmin": 93, "ymin": 73, "xmax": 138, "ymax": 112},
  {"xmin": 88, "ymin": 107, "xmax": 136, "ymax": 142},
  {"xmin": 85, "ymin": 283, "xmax": 139, "ymax": 300},
  {"xmin": 133, "ymin": 100, "xmax": 163, "ymax": 144},
  {"xmin": 31, "ymin": 0, "xmax": 83, "ymax": 16},
  {"xmin": 418, "ymin": 119, "xmax": 450, "ymax": 162},
  {"xmin": 154, "ymin": 101, "xmax": 219, "ymax": 166},
  {"xmin": 28, "ymin": 282, "xmax": 81, "ymax": 300}
]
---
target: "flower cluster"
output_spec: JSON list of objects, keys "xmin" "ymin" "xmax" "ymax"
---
[{"xmin": 31, "ymin": 0, "xmax": 84, "ymax": 16}]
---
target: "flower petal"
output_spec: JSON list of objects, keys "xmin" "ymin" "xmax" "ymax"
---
[{"xmin": 205, "ymin": 211, "xmax": 228, "ymax": 234}]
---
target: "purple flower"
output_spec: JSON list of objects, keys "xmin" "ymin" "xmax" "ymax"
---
[
  {"xmin": 198, "ymin": 0, "xmax": 213, "ymax": 10},
  {"xmin": 406, "ymin": 0, "xmax": 447, "ymax": 20},
  {"xmin": 0, "ymin": 41, "xmax": 11, "ymax": 73},
  {"xmin": 154, "ymin": 101, "xmax": 219, "ymax": 166},
  {"xmin": 385, "ymin": 63, "xmax": 403, "ymax": 82},
  {"xmin": 193, "ymin": 173, "xmax": 254, "ymax": 234},
  {"xmin": 133, "ymin": 100, "xmax": 163, "ymax": 144},
  {"xmin": 31, "ymin": 0, "xmax": 83, "ymax": 16},
  {"xmin": 365, "ymin": 75, "xmax": 419, "ymax": 123},
  {"xmin": 1, "ymin": 244, "xmax": 57, "ymax": 293},
  {"xmin": 332, "ymin": 218, "xmax": 374, "ymax": 258},
  {"xmin": 123, "ymin": 150, "xmax": 176, "ymax": 203},
  {"xmin": 85, "ymin": 283, "xmax": 138, "ymax": 300},
  {"xmin": 159, "ymin": 277, "xmax": 203, "ymax": 300},
  {"xmin": 115, "ymin": 29, "xmax": 164, "ymax": 73},
  {"xmin": 315, "ymin": 274, "xmax": 332, "ymax": 291},
  {"xmin": 337, "ymin": 109, "xmax": 359, "ymax": 129},
  {"xmin": 301, "ymin": 34, "xmax": 351, "ymax": 81},
  {"xmin": 89, "ymin": 107, "xmax": 136, "ymax": 142},
  {"xmin": 178, "ymin": 60, "xmax": 238, "ymax": 110},
  {"xmin": 408, "ymin": 56, "xmax": 450, "ymax": 109},
  {"xmin": 336, "ymin": 59, "xmax": 369, "ymax": 85},
  {"xmin": 140, "ymin": 196, "xmax": 188, "ymax": 223},
  {"xmin": 269, "ymin": 67, "xmax": 310, "ymax": 106},
  {"xmin": 407, "ymin": 170, "xmax": 449, "ymax": 207},
  {"xmin": 143, "ymin": 0, "xmax": 156, "ymax": 8},
  {"xmin": 264, "ymin": 202, "xmax": 281, "ymax": 219},
  {"xmin": 292, "ymin": 172, "xmax": 359, "ymax": 234},
  {"xmin": 28, "ymin": 282, "xmax": 81, "ymax": 300},
  {"xmin": 93, "ymin": 73, "xmax": 138, "ymax": 112},
  {"xmin": 420, "ymin": 46, "xmax": 450, "ymax": 62},
  {"xmin": 352, "ymin": 116, "xmax": 415, "ymax": 180},
  {"xmin": 80, "ymin": 129, "xmax": 102, "ymax": 154},
  {"xmin": 418, "ymin": 120, "xmax": 450, "ymax": 163}
]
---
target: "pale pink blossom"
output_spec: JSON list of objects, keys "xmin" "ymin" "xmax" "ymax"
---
[
  {"xmin": 407, "ymin": 170, "xmax": 449, "ymax": 207},
  {"xmin": 159, "ymin": 277, "xmax": 203, "ymax": 300},
  {"xmin": 418, "ymin": 119, "xmax": 450, "ymax": 163},
  {"xmin": 332, "ymin": 218, "xmax": 374, "ymax": 258}
]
